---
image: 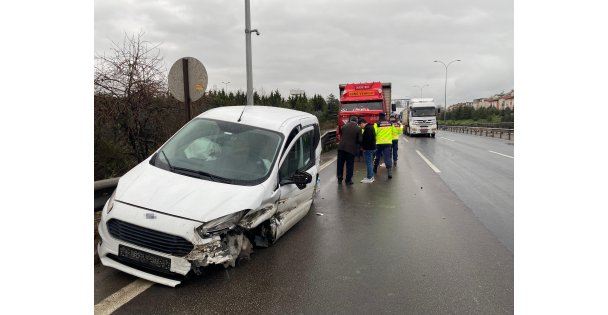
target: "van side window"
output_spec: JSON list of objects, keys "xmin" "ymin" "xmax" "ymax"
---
[
  {"xmin": 279, "ymin": 130, "xmax": 314, "ymax": 180},
  {"xmin": 281, "ymin": 128, "xmax": 300, "ymax": 157}
]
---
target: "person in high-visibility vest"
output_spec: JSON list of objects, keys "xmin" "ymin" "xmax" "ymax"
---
[
  {"xmin": 373, "ymin": 112, "xmax": 394, "ymax": 179},
  {"xmin": 390, "ymin": 114, "xmax": 403, "ymax": 166}
]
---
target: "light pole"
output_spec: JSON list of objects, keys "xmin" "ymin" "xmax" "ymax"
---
[
  {"xmin": 245, "ymin": 0, "xmax": 260, "ymax": 105},
  {"xmin": 434, "ymin": 59, "xmax": 461, "ymax": 122},
  {"xmin": 412, "ymin": 84, "xmax": 429, "ymax": 97},
  {"xmin": 221, "ymin": 81, "xmax": 230, "ymax": 92}
]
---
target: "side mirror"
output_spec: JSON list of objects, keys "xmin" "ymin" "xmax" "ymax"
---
[
  {"xmin": 437, "ymin": 108, "xmax": 441, "ymax": 114},
  {"xmin": 280, "ymin": 170, "xmax": 312, "ymax": 190}
]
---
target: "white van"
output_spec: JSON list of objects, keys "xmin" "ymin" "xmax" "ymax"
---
[{"xmin": 97, "ymin": 106, "xmax": 321, "ymax": 287}]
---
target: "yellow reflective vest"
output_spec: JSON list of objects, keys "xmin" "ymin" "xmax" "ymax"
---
[
  {"xmin": 374, "ymin": 120, "xmax": 393, "ymax": 145},
  {"xmin": 391, "ymin": 121, "xmax": 402, "ymax": 140}
]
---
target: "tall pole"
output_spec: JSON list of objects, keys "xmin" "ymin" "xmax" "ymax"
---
[
  {"xmin": 245, "ymin": 0, "xmax": 253, "ymax": 105},
  {"xmin": 434, "ymin": 59, "xmax": 461, "ymax": 122},
  {"xmin": 413, "ymin": 84, "xmax": 429, "ymax": 97},
  {"xmin": 182, "ymin": 58, "xmax": 191, "ymax": 122},
  {"xmin": 444, "ymin": 69, "xmax": 447, "ymax": 121},
  {"xmin": 221, "ymin": 81, "xmax": 230, "ymax": 92}
]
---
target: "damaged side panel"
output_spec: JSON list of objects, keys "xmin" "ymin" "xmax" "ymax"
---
[{"xmin": 238, "ymin": 204, "xmax": 277, "ymax": 229}]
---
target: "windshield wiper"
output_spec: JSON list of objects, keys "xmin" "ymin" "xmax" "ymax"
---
[
  {"xmin": 158, "ymin": 151, "xmax": 232, "ymax": 183},
  {"xmin": 160, "ymin": 150, "xmax": 174, "ymax": 171},
  {"xmin": 196, "ymin": 170, "xmax": 233, "ymax": 184},
  {"xmin": 172, "ymin": 166, "xmax": 233, "ymax": 184}
]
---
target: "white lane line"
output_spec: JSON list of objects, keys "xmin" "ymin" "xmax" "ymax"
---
[
  {"xmin": 489, "ymin": 150, "xmax": 514, "ymax": 159},
  {"xmin": 416, "ymin": 150, "xmax": 441, "ymax": 173},
  {"xmin": 96, "ymin": 154, "xmax": 338, "ymax": 312},
  {"xmin": 402, "ymin": 137, "xmax": 409, "ymax": 143},
  {"xmin": 320, "ymin": 156, "xmax": 337, "ymax": 171},
  {"xmin": 94, "ymin": 279, "xmax": 154, "ymax": 315},
  {"xmin": 439, "ymin": 137, "xmax": 455, "ymax": 142}
]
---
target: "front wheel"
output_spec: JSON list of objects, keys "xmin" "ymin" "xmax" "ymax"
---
[{"xmin": 431, "ymin": 133, "xmax": 436, "ymax": 138}]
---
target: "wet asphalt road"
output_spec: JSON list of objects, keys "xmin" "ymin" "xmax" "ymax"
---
[
  {"xmin": 95, "ymin": 132, "xmax": 514, "ymax": 314},
  {"xmin": 403, "ymin": 131, "xmax": 514, "ymax": 252}
]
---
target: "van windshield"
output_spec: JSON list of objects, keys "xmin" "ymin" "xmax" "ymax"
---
[
  {"xmin": 411, "ymin": 107, "xmax": 436, "ymax": 117},
  {"xmin": 152, "ymin": 118, "xmax": 283, "ymax": 185}
]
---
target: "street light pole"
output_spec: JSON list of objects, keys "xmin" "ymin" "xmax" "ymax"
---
[
  {"xmin": 221, "ymin": 81, "xmax": 230, "ymax": 92},
  {"xmin": 244, "ymin": 0, "xmax": 259, "ymax": 105},
  {"xmin": 434, "ymin": 59, "xmax": 461, "ymax": 122},
  {"xmin": 412, "ymin": 84, "xmax": 429, "ymax": 97}
]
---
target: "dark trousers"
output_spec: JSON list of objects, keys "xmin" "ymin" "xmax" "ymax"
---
[
  {"xmin": 337, "ymin": 150, "xmax": 355, "ymax": 182},
  {"xmin": 392, "ymin": 139, "xmax": 399, "ymax": 161},
  {"xmin": 374, "ymin": 144, "xmax": 393, "ymax": 169}
]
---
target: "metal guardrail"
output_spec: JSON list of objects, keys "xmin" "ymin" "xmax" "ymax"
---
[
  {"xmin": 439, "ymin": 125, "xmax": 514, "ymax": 140},
  {"xmin": 94, "ymin": 131, "xmax": 339, "ymax": 212},
  {"xmin": 94, "ymin": 177, "xmax": 119, "ymax": 212},
  {"xmin": 321, "ymin": 130, "xmax": 337, "ymax": 151}
]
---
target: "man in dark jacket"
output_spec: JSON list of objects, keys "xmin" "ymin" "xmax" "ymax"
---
[
  {"xmin": 359, "ymin": 118, "xmax": 376, "ymax": 183},
  {"xmin": 337, "ymin": 116, "xmax": 362, "ymax": 185}
]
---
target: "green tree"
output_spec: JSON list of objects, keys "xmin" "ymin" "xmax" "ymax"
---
[
  {"xmin": 326, "ymin": 93, "xmax": 339, "ymax": 120},
  {"xmin": 310, "ymin": 94, "xmax": 327, "ymax": 112}
]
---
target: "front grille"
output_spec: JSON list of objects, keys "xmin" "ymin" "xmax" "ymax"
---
[{"xmin": 107, "ymin": 219, "xmax": 194, "ymax": 257}]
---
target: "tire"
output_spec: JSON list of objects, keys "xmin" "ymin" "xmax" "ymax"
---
[{"xmin": 431, "ymin": 133, "xmax": 436, "ymax": 138}]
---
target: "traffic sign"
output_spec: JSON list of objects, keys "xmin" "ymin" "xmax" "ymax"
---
[{"xmin": 168, "ymin": 57, "xmax": 208, "ymax": 102}]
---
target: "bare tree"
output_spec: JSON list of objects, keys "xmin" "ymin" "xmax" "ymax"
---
[{"xmin": 94, "ymin": 32, "xmax": 168, "ymax": 164}]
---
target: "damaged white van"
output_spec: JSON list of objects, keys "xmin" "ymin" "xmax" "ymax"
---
[{"xmin": 98, "ymin": 106, "xmax": 321, "ymax": 287}]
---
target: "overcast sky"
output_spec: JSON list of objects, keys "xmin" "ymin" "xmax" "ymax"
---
[{"xmin": 94, "ymin": 0, "xmax": 513, "ymax": 106}]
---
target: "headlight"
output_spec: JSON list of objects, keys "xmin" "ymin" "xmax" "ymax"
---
[
  {"xmin": 196, "ymin": 211, "xmax": 245, "ymax": 237},
  {"xmin": 106, "ymin": 190, "xmax": 116, "ymax": 214}
]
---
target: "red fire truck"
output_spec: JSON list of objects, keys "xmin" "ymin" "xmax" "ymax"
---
[{"xmin": 336, "ymin": 82, "xmax": 392, "ymax": 142}]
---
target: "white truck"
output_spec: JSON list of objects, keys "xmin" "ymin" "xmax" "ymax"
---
[{"xmin": 401, "ymin": 98, "xmax": 440, "ymax": 137}]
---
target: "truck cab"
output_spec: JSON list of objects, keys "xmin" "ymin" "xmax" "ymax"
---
[
  {"xmin": 402, "ymin": 99, "xmax": 439, "ymax": 137},
  {"xmin": 336, "ymin": 82, "xmax": 391, "ymax": 142}
]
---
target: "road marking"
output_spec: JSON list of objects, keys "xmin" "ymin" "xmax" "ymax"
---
[
  {"xmin": 402, "ymin": 137, "xmax": 409, "ymax": 143},
  {"xmin": 439, "ymin": 137, "xmax": 455, "ymax": 142},
  {"xmin": 94, "ymin": 279, "xmax": 154, "ymax": 315},
  {"xmin": 320, "ymin": 156, "xmax": 337, "ymax": 171},
  {"xmin": 489, "ymin": 150, "xmax": 514, "ymax": 159},
  {"xmin": 416, "ymin": 150, "xmax": 441, "ymax": 173}
]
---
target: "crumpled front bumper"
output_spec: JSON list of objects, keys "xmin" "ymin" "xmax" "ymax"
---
[{"xmin": 97, "ymin": 201, "xmax": 250, "ymax": 287}]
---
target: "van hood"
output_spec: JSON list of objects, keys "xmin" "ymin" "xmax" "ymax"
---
[{"xmin": 114, "ymin": 160, "xmax": 268, "ymax": 222}]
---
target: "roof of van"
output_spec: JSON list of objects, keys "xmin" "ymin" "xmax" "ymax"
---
[{"xmin": 198, "ymin": 105, "xmax": 315, "ymax": 131}]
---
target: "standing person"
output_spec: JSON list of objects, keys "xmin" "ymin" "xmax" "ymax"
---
[
  {"xmin": 390, "ymin": 114, "xmax": 403, "ymax": 166},
  {"xmin": 336, "ymin": 116, "xmax": 362, "ymax": 185},
  {"xmin": 359, "ymin": 118, "xmax": 376, "ymax": 183},
  {"xmin": 373, "ymin": 112, "xmax": 394, "ymax": 179}
]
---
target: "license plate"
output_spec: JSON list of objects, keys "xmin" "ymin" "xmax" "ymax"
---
[
  {"xmin": 119, "ymin": 245, "xmax": 171, "ymax": 271},
  {"xmin": 421, "ymin": 129, "xmax": 428, "ymax": 133}
]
